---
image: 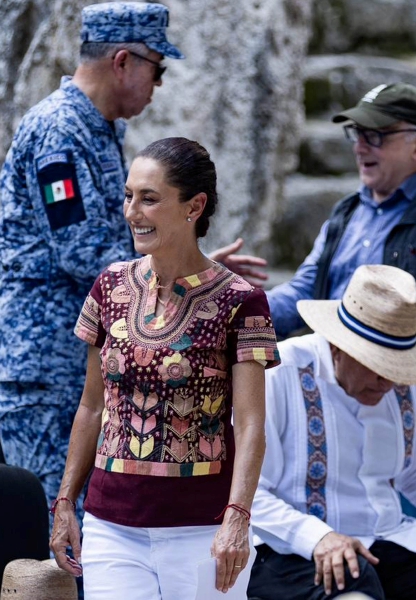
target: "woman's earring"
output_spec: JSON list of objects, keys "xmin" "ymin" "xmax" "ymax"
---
[{"xmin": 186, "ymin": 217, "xmax": 192, "ymax": 222}]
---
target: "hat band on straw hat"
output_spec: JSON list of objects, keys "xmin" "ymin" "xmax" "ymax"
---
[{"xmin": 338, "ymin": 303, "xmax": 416, "ymax": 350}]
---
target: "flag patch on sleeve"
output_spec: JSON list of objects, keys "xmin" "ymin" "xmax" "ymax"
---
[
  {"xmin": 44, "ymin": 179, "xmax": 75, "ymax": 203},
  {"xmin": 36, "ymin": 150, "xmax": 86, "ymax": 230}
]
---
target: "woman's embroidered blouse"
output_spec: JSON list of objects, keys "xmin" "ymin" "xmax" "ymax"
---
[{"xmin": 75, "ymin": 255, "xmax": 279, "ymax": 526}]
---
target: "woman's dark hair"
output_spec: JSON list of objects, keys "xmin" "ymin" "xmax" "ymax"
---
[{"xmin": 136, "ymin": 137, "xmax": 218, "ymax": 238}]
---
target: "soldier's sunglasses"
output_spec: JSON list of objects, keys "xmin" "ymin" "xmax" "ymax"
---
[{"xmin": 128, "ymin": 50, "xmax": 166, "ymax": 82}]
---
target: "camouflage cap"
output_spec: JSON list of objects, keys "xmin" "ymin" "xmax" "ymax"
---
[
  {"xmin": 332, "ymin": 83, "xmax": 416, "ymax": 128},
  {"xmin": 80, "ymin": 2, "xmax": 184, "ymax": 59}
]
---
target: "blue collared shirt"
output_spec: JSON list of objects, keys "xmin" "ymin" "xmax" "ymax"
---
[{"xmin": 267, "ymin": 173, "xmax": 416, "ymax": 338}]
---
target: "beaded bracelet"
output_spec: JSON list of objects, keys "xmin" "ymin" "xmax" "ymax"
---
[
  {"xmin": 215, "ymin": 503, "xmax": 251, "ymax": 524},
  {"xmin": 50, "ymin": 497, "xmax": 76, "ymax": 515}
]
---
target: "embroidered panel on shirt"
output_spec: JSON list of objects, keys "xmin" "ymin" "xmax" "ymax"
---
[
  {"xmin": 95, "ymin": 454, "xmax": 221, "ymax": 476},
  {"xmin": 234, "ymin": 315, "xmax": 280, "ymax": 363},
  {"xmin": 394, "ymin": 385, "xmax": 414, "ymax": 468},
  {"xmin": 75, "ymin": 295, "xmax": 101, "ymax": 345},
  {"xmin": 298, "ymin": 362, "xmax": 327, "ymax": 521}
]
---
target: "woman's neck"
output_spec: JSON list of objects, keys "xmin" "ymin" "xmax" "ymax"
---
[{"xmin": 150, "ymin": 249, "xmax": 212, "ymax": 286}]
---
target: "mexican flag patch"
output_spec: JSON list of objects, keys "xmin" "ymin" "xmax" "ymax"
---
[{"xmin": 44, "ymin": 179, "xmax": 75, "ymax": 204}]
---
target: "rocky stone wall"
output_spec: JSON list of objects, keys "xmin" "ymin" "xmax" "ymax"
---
[
  {"xmin": 0, "ymin": 0, "xmax": 312, "ymax": 256},
  {"xmin": 309, "ymin": 0, "xmax": 416, "ymax": 56}
]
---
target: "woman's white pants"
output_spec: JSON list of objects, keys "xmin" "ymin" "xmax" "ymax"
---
[{"xmin": 82, "ymin": 512, "xmax": 252, "ymax": 600}]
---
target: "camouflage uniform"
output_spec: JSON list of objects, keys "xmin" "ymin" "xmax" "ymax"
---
[
  {"xmin": 0, "ymin": 1, "xmax": 183, "ymax": 526},
  {"xmin": 0, "ymin": 76, "xmax": 133, "ymax": 519}
]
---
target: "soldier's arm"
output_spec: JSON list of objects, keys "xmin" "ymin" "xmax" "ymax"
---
[{"xmin": 25, "ymin": 125, "xmax": 133, "ymax": 284}]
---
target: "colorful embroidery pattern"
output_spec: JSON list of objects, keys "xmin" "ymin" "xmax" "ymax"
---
[
  {"xmin": 76, "ymin": 256, "xmax": 279, "ymax": 478},
  {"xmin": 298, "ymin": 362, "xmax": 327, "ymax": 521},
  {"xmin": 394, "ymin": 385, "xmax": 414, "ymax": 468}
]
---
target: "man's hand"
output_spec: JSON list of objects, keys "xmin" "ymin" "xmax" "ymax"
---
[
  {"xmin": 209, "ymin": 238, "xmax": 268, "ymax": 288},
  {"xmin": 313, "ymin": 531, "xmax": 379, "ymax": 596}
]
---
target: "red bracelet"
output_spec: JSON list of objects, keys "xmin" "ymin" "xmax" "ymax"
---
[
  {"xmin": 215, "ymin": 503, "xmax": 251, "ymax": 524},
  {"xmin": 50, "ymin": 497, "xmax": 76, "ymax": 515}
]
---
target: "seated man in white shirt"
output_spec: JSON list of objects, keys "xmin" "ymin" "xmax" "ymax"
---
[{"xmin": 248, "ymin": 264, "xmax": 416, "ymax": 600}]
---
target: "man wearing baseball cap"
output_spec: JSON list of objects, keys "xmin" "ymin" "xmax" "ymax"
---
[
  {"xmin": 249, "ymin": 264, "xmax": 416, "ymax": 600},
  {"xmin": 267, "ymin": 83, "xmax": 416, "ymax": 340}
]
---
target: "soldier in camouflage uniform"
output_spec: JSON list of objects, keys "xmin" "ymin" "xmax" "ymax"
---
[{"xmin": 0, "ymin": 2, "xmax": 184, "ymax": 525}]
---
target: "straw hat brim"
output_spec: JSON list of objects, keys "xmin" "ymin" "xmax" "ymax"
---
[
  {"xmin": 298, "ymin": 299, "xmax": 416, "ymax": 385},
  {"xmin": 1, "ymin": 559, "xmax": 77, "ymax": 600}
]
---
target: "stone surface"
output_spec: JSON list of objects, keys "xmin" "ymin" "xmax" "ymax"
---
[
  {"xmin": 299, "ymin": 119, "xmax": 357, "ymax": 176},
  {"xmin": 270, "ymin": 173, "xmax": 360, "ymax": 267},
  {"xmin": 0, "ymin": 0, "xmax": 313, "ymax": 258},
  {"xmin": 309, "ymin": 0, "xmax": 416, "ymax": 55},
  {"xmin": 123, "ymin": 0, "xmax": 313, "ymax": 254},
  {"xmin": 304, "ymin": 54, "xmax": 416, "ymax": 118}
]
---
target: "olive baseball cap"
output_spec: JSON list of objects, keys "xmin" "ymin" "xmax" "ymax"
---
[
  {"xmin": 332, "ymin": 83, "xmax": 416, "ymax": 128},
  {"xmin": 80, "ymin": 2, "xmax": 184, "ymax": 59}
]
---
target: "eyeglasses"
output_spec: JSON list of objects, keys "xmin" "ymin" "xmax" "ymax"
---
[
  {"xmin": 128, "ymin": 50, "xmax": 166, "ymax": 82},
  {"xmin": 343, "ymin": 124, "xmax": 416, "ymax": 148}
]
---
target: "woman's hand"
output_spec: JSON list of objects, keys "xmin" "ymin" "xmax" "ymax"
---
[
  {"xmin": 50, "ymin": 502, "xmax": 83, "ymax": 577},
  {"xmin": 211, "ymin": 509, "xmax": 250, "ymax": 593}
]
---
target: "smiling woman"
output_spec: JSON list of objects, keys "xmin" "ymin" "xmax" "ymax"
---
[
  {"xmin": 50, "ymin": 137, "xmax": 280, "ymax": 600},
  {"xmin": 123, "ymin": 138, "xmax": 218, "ymax": 281}
]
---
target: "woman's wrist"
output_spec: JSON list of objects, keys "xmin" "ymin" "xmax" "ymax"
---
[
  {"xmin": 215, "ymin": 503, "xmax": 251, "ymax": 524},
  {"xmin": 50, "ymin": 496, "xmax": 76, "ymax": 515}
]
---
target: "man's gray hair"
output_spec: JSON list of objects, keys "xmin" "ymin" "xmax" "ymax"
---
[{"xmin": 80, "ymin": 41, "xmax": 151, "ymax": 63}]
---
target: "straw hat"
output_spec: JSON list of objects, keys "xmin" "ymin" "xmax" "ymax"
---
[
  {"xmin": 297, "ymin": 264, "xmax": 416, "ymax": 385},
  {"xmin": 1, "ymin": 559, "xmax": 77, "ymax": 600}
]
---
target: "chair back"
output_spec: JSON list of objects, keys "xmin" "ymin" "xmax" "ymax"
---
[{"xmin": 0, "ymin": 465, "xmax": 49, "ymax": 582}]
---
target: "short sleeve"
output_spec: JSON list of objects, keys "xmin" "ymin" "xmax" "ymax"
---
[
  {"xmin": 74, "ymin": 273, "xmax": 106, "ymax": 347},
  {"xmin": 228, "ymin": 288, "xmax": 280, "ymax": 367}
]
